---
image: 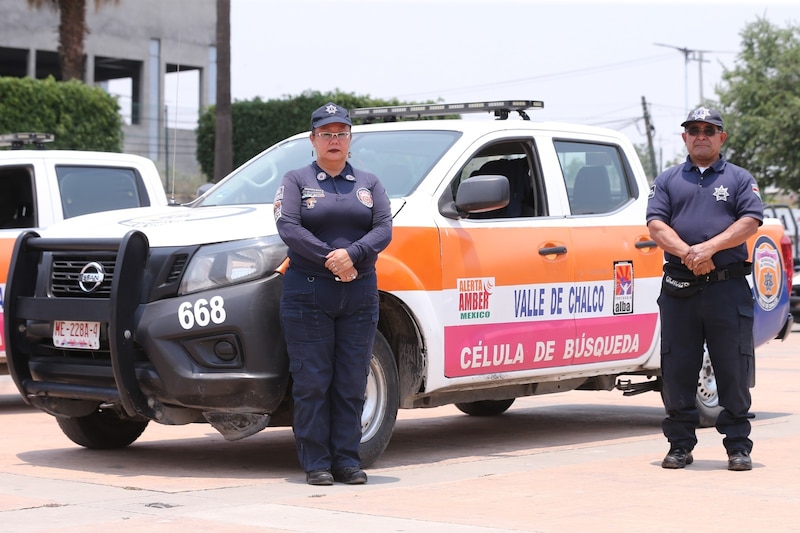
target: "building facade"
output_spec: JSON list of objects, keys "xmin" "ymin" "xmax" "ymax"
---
[{"xmin": 0, "ymin": 0, "xmax": 216, "ymax": 188}]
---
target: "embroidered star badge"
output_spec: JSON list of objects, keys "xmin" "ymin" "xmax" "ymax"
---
[
  {"xmin": 713, "ymin": 185, "xmax": 729, "ymax": 202},
  {"xmin": 691, "ymin": 107, "xmax": 712, "ymax": 121},
  {"xmin": 325, "ymin": 104, "xmax": 338, "ymax": 115}
]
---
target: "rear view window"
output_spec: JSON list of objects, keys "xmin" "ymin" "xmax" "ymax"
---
[
  {"xmin": 555, "ymin": 140, "xmax": 635, "ymax": 215},
  {"xmin": 57, "ymin": 166, "xmax": 148, "ymax": 219},
  {"xmin": 0, "ymin": 166, "xmax": 35, "ymax": 228}
]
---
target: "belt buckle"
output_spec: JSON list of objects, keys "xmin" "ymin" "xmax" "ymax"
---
[{"xmin": 716, "ymin": 270, "xmax": 730, "ymax": 281}]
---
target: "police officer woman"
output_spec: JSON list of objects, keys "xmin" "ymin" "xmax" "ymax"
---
[
  {"xmin": 274, "ymin": 103, "xmax": 392, "ymax": 485},
  {"xmin": 646, "ymin": 107, "xmax": 762, "ymax": 471}
]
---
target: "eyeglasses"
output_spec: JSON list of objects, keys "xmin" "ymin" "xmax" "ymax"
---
[
  {"xmin": 686, "ymin": 126, "xmax": 722, "ymax": 137},
  {"xmin": 314, "ymin": 131, "xmax": 351, "ymax": 141}
]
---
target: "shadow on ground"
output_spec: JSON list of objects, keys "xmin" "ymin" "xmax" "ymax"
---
[{"xmin": 13, "ymin": 397, "xmax": 789, "ymax": 482}]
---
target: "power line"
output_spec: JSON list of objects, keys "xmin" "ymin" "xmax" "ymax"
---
[
  {"xmin": 393, "ymin": 53, "xmax": 679, "ymax": 100},
  {"xmin": 653, "ymin": 43, "xmax": 735, "ymax": 113}
]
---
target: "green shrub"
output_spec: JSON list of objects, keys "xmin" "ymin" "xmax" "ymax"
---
[
  {"xmin": 196, "ymin": 90, "xmax": 432, "ymax": 180},
  {"xmin": 0, "ymin": 76, "xmax": 123, "ymax": 151}
]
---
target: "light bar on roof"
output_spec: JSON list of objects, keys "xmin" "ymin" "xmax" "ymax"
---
[
  {"xmin": 0, "ymin": 132, "xmax": 55, "ymax": 149},
  {"xmin": 350, "ymin": 100, "xmax": 544, "ymax": 121}
]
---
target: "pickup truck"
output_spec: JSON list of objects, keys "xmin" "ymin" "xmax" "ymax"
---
[
  {"xmin": 764, "ymin": 204, "xmax": 800, "ymax": 321},
  {"xmin": 0, "ymin": 137, "xmax": 169, "ymax": 373},
  {"xmin": 3, "ymin": 101, "xmax": 793, "ymax": 467}
]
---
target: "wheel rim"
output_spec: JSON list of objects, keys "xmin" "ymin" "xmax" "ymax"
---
[
  {"xmin": 696, "ymin": 350, "xmax": 719, "ymax": 409},
  {"xmin": 361, "ymin": 356, "xmax": 387, "ymax": 442}
]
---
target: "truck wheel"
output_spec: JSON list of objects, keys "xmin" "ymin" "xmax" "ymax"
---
[
  {"xmin": 696, "ymin": 350, "xmax": 723, "ymax": 428},
  {"xmin": 455, "ymin": 398, "xmax": 515, "ymax": 416},
  {"xmin": 359, "ymin": 331, "xmax": 399, "ymax": 468},
  {"xmin": 56, "ymin": 408, "xmax": 149, "ymax": 449}
]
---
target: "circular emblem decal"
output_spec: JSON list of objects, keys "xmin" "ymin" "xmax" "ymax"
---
[
  {"xmin": 357, "ymin": 187, "xmax": 373, "ymax": 208},
  {"xmin": 78, "ymin": 262, "xmax": 106, "ymax": 293},
  {"xmin": 752, "ymin": 236, "xmax": 782, "ymax": 311}
]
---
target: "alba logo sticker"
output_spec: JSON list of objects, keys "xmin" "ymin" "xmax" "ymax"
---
[{"xmin": 613, "ymin": 260, "xmax": 634, "ymax": 315}]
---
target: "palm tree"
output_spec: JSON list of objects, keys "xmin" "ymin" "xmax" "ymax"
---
[
  {"xmin": 26, "ymin": 0, "xmax": 119, "ymax": 81},
  {"xmin": 213, "ymin": 0, "xmax": 233, "ymax": 181}
]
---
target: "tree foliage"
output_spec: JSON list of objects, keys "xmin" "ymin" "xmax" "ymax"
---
[
  {"xmin": 0, "ymin": 76, "xmax": 123, "ymax": 151},
  {"xmin": 27, "ymin": 0, "xmax": 120, "ymax": 81},
  {"xmin": 717, "ymin": 17, "xmax": 800, "ymax": 192},
  {"xmin": 634, "ymin": 143, "xmax": 656, "ymax": 184},
  {"xmin": 196, "ymin": 90, "xmax": 427, "ymax": 180}
]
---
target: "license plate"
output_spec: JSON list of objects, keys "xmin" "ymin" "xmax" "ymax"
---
[{"xmin": 53, "ymin": 320, "xmax": 100, "ymax": 350}]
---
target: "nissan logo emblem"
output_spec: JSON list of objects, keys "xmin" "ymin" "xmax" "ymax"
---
[{"xmin": 78, "ymin": 262, "xmax": 105, "ymax": 293}]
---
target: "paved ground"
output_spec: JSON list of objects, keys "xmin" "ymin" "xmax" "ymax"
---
[{"xmin": 1, "ymin": 327, "xmax": 799, "ymax": 533}]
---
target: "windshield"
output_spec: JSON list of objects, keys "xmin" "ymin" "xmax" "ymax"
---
[{"xmin": 197, "ymin": 130, "xmax": 460, "ymax": 206}]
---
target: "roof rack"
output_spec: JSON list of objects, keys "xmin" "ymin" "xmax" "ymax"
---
[
  {"xmin": 350, "ymin": 100, "xmax": 544, "ymax": 123},
  {"xmin": 0, "ymin": 132, "xmax": 55, "ymax": 150}
]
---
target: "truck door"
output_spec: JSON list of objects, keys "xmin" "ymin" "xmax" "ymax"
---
[
  {"xmin": 558, "ymin": 140, "xmax": 661, "ymax": 367},
  {"xmin": 438, "ymin": 139, "xmax": 578, "ymax": 379}
]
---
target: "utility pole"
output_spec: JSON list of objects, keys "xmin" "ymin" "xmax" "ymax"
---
[
  {"xmin": 697, "ymin": 51, "xmax": 705, "ymax": 102},
  {"xmin": 641, "ymin": 96, "xmax": 658, "ymax": 180},
  {"xmin": 653, "ymin": 43, "xmax": 711, "ymax": 113}
]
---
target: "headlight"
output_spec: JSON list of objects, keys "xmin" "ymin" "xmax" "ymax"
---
[{"xmin": 179, "ymin": 236, "xmax": 288, "ymax": 295}]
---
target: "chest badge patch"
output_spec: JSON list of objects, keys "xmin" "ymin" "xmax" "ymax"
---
[
  {"xmin": 713, "ymin": 185, "xmax": 729, "ymax": 202},
  {"xmin": 357, "ymin": 187, "xmax": 373, "ymax": 208}
]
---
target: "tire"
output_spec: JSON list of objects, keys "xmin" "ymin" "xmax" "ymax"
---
[
  {"xmin": 56, "ymin": 408, "xmax": 149, "ymax": 449},
  {"xmin": 455, "ymin": 398, "xmax": 515, "ymax": 416},
  {"xmin": 696, "ymin": 349, "xmax": 723, "ymax": 428},
  {"xmin": 359, "ymin": 330, "xmax": 399, "ymax": 468}
]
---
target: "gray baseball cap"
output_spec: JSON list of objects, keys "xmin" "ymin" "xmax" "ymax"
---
[{"xmin": 681, "ymin": 107, "xmax": 724, "ymax": 129}]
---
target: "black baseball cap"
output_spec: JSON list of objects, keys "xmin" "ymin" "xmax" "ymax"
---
[
  {"xmin": 310, "ymin": 102, "xmax": 352, "ymax": 129},
  {"xmin": 680, "ymin": 107, "xmax": 724, "ymax": 130}
]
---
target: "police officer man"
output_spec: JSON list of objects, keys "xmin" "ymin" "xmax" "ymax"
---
[
  {"xmin": 274, "ymin": 103, "xmax": 392, "ymax": 485},
  {"xmin": 646, "ymin": 107, "xmax": 763, "ymax": 471}
]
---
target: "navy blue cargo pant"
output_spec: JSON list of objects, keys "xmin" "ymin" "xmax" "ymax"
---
[
  {"xmin": 280, "ymin": 267, "xmax": 378, "ymax": 473},
  {"xmin": 658, "ymin": 277, "xmax": 754, "ymax": 454}
]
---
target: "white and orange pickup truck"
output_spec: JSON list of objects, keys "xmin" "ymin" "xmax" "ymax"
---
[
  {"xmin": 0, "ymin": 137, "xmax": 169, "ymax": 374},
  {"xmin": 2, "ymin": 102, "xmax": 792, "ymax": 466}
]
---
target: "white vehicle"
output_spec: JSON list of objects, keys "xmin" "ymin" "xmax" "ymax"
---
[
  {"xmin": 3, "ymin": 102, "xmax": 792, "ymax": 466},
  {"xmin": 0, "ymin": 134, "xmax": 169, "ymax": 372}
]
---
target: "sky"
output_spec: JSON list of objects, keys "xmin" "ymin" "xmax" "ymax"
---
[{"xmin": 224, "ymin": 0, "xmax": 798, "ymax": 168}]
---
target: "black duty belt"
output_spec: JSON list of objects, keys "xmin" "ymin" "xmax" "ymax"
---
[{"xmin": 696, "ymin": 262, "xmax": 752, "ymax": 283}]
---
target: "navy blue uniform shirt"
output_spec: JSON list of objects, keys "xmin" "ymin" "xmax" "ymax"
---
[
  {"xmin": 646, "ymin": 155, "xmax": 763, "ymax": 267},
  {"xmin": 274, "ymin": 161, "xmax": 392, "ymax": 278}
]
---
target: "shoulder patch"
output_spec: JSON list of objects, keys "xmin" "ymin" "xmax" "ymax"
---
[{"xmin": 357, "ymin": 187, "xmax": 373, "ymax": 208}]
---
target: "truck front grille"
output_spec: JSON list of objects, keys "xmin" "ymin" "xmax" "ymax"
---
[{"xmin": 51, "ymin": 255, "xmax": 117, "ymax": 297}]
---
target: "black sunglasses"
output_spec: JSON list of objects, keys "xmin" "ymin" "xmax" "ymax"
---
[{"xmin": 686, "ymin": 126, "xmax": 722, "ymax": 137}]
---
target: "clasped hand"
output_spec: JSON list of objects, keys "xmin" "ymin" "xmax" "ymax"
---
[
  {"xmin": 683, "ymin": 244, "xmax": 715, "ymax": 276},
  {"xmin": 325, "ymin": 249, "xmax": 358, "ymax": 282}
]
